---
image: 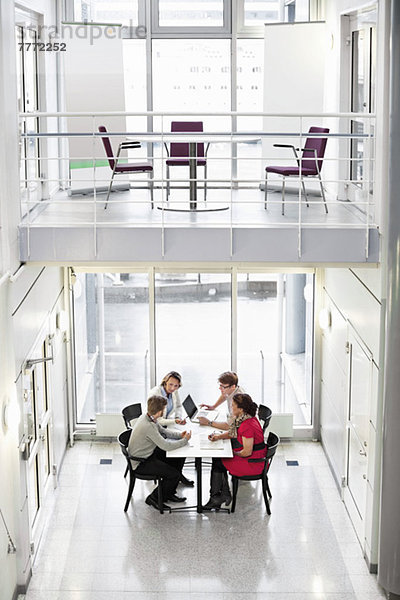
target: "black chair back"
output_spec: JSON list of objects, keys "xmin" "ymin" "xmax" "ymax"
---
[
  {"xmin": 122, "ymin": 403, "xmax": 142, "ymax": 428},
  {"xmin": 231, "ymin": 430, "xmax": 279, "ymax": 514},
  {"xmin": 258, "ymin": 404, "xmax": 272, "ymax": 433},
  {"xmin": 264, "ymin": 431, "xmax": 279, "ymax": 472},
  {"xmin": 118, "ymin": 430, "xmax": 132, "ymax": 461}
]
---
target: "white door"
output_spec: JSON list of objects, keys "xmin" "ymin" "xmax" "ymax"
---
[
  {"xmin": 344, "ymin": 330, "xmax": 372, "ymax": 538},
  {"xmin": 23, "ymin": 337, "xmax": 53, "ymax": 557}
]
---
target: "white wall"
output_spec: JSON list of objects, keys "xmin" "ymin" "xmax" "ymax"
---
[
  {"xmin": 0, "ymin": 265, "xmax": 69, "ymax": 597},
  {"xmin": 320, "ymin": 265, "xmax": 383, "ymax": 568},
  {"xmin": 0, "ymin": 281, "xmax": 19, "ymax": 600}
]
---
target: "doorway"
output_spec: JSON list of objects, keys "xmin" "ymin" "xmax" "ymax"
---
[
  {"xmin": 15, "ymin": 9, "xmax": 41, "ymax": 215},
  {"xmin": 23, "ymin": 337, "xmax": 53, "ymax": 557},
  {"xmin": 345, "ymin": 8, "xmax": 376, "ymax": 206}
]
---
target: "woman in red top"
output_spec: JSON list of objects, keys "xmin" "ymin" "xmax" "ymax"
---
[{"xmin": 203, "ymin": 393, "xmax": 267, "ymax": 510}]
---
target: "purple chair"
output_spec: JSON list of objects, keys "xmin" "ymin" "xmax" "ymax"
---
[
  {"xmin": 265, "ymin": 126, "xmax": 329, "ymax": 215},
  {"xmin": 165, "ymin": 121, "xmax": 209, "ymax": 200},
  {"xmin": 98, "ymin": 125, "xmax": 154, "ymax": 209}
]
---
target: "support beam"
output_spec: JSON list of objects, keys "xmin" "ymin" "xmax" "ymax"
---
[{"xmin": 378, "ymin": 2, "xmax": 400, "ymax": 596}]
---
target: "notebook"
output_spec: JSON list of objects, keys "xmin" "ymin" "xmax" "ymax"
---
[{"xmin": 182, "ymin": 394, "xmax": 218, "ymax": 423}]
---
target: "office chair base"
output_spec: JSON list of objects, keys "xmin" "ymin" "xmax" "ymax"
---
[{"xmin": 156, "ymin": 206, "xmax": 228, "ymax": 213}]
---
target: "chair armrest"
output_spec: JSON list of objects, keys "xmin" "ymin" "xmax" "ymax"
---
[
  {"xmin": 205, "ymin": 142, "xmax": 210, "ymax": 156},
  {"xmin": 299, "ymin": 147, "xmax": 317, "ymax": 154},
  {"xmin": 119, "ymin": 141, "xmax": 141, "ymax": 150},
  {"xmin": 163, "ymin": 142, "xmax": 170, "ymax": 157},
  {"xmin": 273, "ymin": 143, "xmax": 299, "ymax": 161},
  {"xmin": 273, "ymin": 143, "xmax": 296, "ymax": 149}
]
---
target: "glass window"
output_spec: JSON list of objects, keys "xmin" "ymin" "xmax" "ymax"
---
[
  {"xmin": 155, "ymin": 273, "xmax": 231, "ymax": 401},
  {"xmin": 73, "ymin": 273, "xmax": 150, "ymax": 422},
  {"xmin": 236, "ymin": 39, "xmax": 264, "ymax": 186},
  {"xmin": 74, "ymin": 0, "xmax": 139, "ymax": 25},
  {"xmin": 237, "ymin": 272, "xmax": 314, "ymax": 426},
  {"xmin": 156, "ymin": 0, "xmax": 225, "ymax": 28},
  {"xmin": 123, "ymin": 39, "xmax": 147, "ymax": 156},
  {"xmin": 152, "ymin": 39, "xmax": 232, "ymax": 183},
  {"xmin": 152, "ymin": 39, "xmax": 231, "ymax": 119},
  {"xmin": 244, "ymin": 0, "xmax": 281, "ymax": 26}
]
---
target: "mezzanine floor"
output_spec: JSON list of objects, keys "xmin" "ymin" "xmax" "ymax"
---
[
  {"xmin": 21, "ymin": 440, "xmax": 386, "ymax": 600},
  {"xmin": 19, "ymin": 187, "xmax": 379, "ymax": 263}
]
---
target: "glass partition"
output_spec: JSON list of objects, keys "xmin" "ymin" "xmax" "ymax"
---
[
  {"xmin": 73, "ymin": 270, "xmax": 314, "ymax": 426},
  {"xmin": 155, "ymin": 272, "xmax": 231, "ymax": 402},
  {"xmin": 73, "ymin": 272, "xmax": 150, "ymax": 423}
]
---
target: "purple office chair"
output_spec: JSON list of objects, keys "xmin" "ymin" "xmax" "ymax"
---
[
  {"xmin": 165, "ymin": 121, "xmax": 209, "ymax": 200},
  {"xmin": 98, "ymin": 125, "xmax": 154, "ymax": 209},
  {"xmin": 265, "ymin": 126, "xmax": 329, "ymax": 215}
]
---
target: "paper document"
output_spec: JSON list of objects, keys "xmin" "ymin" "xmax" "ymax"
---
[{"xmin": 199, "ymin": 433, "xmax": 224, "ymax": 450}]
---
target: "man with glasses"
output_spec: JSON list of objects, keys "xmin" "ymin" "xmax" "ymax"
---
[{"xmin": 199, "ymin": 371, "xmax": 245, "ymax": 430}]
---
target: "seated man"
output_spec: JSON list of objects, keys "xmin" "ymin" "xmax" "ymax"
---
[{"xmin": 128, "ymin": 395, "xmax": 192, "ymax": 510}]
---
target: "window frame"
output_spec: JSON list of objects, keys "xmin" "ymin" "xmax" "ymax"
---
[{"xmin": 151, "ymin": 0, "xmax": 232, "ymax": 36}]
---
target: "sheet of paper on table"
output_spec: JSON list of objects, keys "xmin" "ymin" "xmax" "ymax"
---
[{"xmin": 199, "ymin": 433, "xmax": 225, "ymax": 450}]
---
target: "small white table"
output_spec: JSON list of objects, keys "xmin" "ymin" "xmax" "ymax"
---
[{"xmin": 166, "ymin": 419, "xmax": 232, "ymax": 513}]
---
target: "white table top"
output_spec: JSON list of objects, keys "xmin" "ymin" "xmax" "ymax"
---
[{"xmin": 166, "ymin": 419, "xmax": 233, "ymax": 459}]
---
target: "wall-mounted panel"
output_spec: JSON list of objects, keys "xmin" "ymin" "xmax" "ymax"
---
[
  {"xmin": 320, "ymin": 382, "xmax": 346, "ymax": 484},
  {"xmin": 324, "ymin": 269, "xmax": 381, "ymax": 361},
  {"xmin": 12, "ymin": 267, "xmax": 64, "ymax": 371}
]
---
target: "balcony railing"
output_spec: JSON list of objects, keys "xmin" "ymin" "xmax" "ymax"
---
[{"xmin": 18, "ymin": 111, "xmax": 376, "ymax": 261}]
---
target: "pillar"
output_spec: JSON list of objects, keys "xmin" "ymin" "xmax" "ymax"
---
[{"xmin": 378, "ymin": 2, "xmax": 400, "ymax": 597}]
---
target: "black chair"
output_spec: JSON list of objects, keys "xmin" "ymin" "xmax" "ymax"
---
[
  {"xmin": 122, "ymin": 403, "xmax": 142, "ymax": 428},
  {"xmin": 258, "ymin": 404, "xmax": 272, "ymax": 433},
  {"xmin": 118, "ymin": 430, "xmax": 169, "ymax": 514},
  {"xmin": 230, "ymin": 431, "xmax": 280, "ymax": 515},
  {"xmin": 121, "ymin": 404, "xmax": 143, "ymax": 477}
]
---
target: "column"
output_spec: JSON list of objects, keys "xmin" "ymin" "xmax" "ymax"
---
[{"xmin": 379, "ymin": 2, "xmax": 400, "ymax": 598}]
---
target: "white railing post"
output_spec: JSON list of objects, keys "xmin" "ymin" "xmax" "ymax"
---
[
  {"xmin": 298, "ymin": 115, "xmax": 303, "ymax": 258},
  {"xmin": 92, "ymin": 115, "xmax": 97, "ymax": 258}
]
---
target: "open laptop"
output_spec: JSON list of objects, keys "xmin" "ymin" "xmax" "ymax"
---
[{"xmin": 183, "ymin": 394, "xmax": 218, "ymax": 423}]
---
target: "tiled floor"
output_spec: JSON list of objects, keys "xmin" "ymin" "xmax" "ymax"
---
[{"xmin": 21, "ymin": 440, "xmax": 387, "ymax": 600}]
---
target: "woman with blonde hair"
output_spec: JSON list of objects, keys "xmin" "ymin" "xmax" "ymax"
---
[
  {"xmin": 148, "ymin": 370, "xmax": 193, "ymax": 487},
  {"xmin": 148, "ymin": 371, "xmax": 186, "ymax": 426}
]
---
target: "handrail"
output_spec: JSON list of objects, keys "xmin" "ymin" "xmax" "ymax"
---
[
  {"xmin": 18, "ymin": 110, "xmax": 377, "ymax": 262},
  {"xmin": 19, "ymin": 110, "xmax": 376, "ymax": 118}
]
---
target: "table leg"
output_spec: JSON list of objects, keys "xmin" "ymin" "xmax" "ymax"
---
[
  {"xmin": 195, "ymin": 456, "xmax": 202, "ymax": 513},
  {"xmin": 189, "ymin": 141, "xmax": 197, "ymax": 210}
]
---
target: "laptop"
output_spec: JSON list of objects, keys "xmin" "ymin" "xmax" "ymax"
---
[{"xmin": 183, "ymin": 394, "xmax": 218, "ymax": 423}]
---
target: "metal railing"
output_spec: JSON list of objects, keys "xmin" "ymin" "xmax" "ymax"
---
[{"xmin": 19, "ymin": 110, "xmax": 376, "ymax": 258}]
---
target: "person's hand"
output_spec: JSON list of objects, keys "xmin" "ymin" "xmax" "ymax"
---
[
  {"xmin": 175, "ymin": 418, "xmax": 186, "ymax": 425},
  {"xmin": 198, "ymin": 416, "xmax": 210, "ymax": 426},
  {"xmin": 208, "ymin": 432, "xmax": 219, "ymax": 442},
  {"xmin": 200, "ymin": 404, "xmax": 215, "ymax": 410},
  {"xmin": 182, "ymin": 430, "xmax": 192, "ymax": 441}
]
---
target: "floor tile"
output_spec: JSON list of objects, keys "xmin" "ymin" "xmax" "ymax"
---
[{"xmin": 23, "ymin": 440, "xmax": 386, "ymax": 600}]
